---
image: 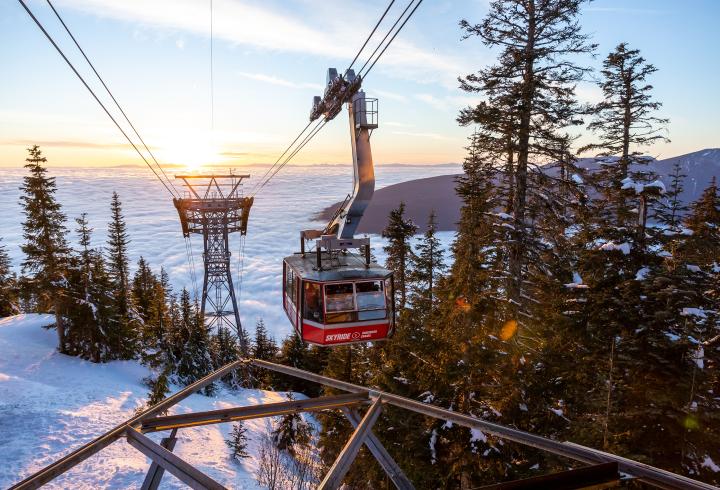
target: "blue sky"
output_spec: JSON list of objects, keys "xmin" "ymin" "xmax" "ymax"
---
[{"xmin": 0, "ymin": 0, "xmax": 718, "ymax": 168}]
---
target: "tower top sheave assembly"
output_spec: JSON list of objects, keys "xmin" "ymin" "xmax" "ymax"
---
[
  {"xmin": 173, "ymin": 173, "xmax": 253, "ymax": 351},
  {"xmin": 174, "ymin": 174, "xmax": 253, "ymax": 237},
  {"xmin": 310, "ymin": 68, "xmax": 364, "ymax": 123}
]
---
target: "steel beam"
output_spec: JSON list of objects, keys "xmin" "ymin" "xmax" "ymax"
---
[
  {"xmin": 141, "ymin": 392, "xmax": 369, "ymax": 433},
  {"xmin": 342, "ymin": 408, "xmax": 414, "ymax": 490},
  {"xmin": 251, "ymin": 359, "xmax": 716, "ymax": 490},
  {"xmin": 10, "ymin": 360, "xmax": 245, "ymax": 490},
  {"xmin": 475, "ymin": 462, "xmax": 619, "ymax": 489},
  {"xmin": 319, "ymin": 397, "xmax": 384, "ymax": 490},
  {"xmin": 126, "ymin": 428, "xmax": 225, "ymax": 490},
  {"xmin": 141, "ymin": 428, "xmax": 178, "ymax": 490}
]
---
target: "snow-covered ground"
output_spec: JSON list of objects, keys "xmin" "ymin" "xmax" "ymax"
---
[
  {"xmin": 0, "ymin": 313, "xmax": 310, "ymax": 489},
  {"xmin": 0, "ymin": 164, "xmax": 458, "ymax": 341}
]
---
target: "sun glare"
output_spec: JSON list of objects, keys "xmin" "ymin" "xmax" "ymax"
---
[{"xmin": 158, "ymin": 132, "xmax": 224, "ymax": 172}]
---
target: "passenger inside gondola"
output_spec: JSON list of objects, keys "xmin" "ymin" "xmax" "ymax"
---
[{"xmin": 304, "ymin": 282, "xmax": 322, "ymax": 322}]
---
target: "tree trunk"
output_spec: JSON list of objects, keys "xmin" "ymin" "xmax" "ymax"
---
[
  {"xmin": 55, "ymin": 306, "xmax": 66, "ymax": 354},
  {"xmin": 509, "ymin": 1, "xmax": 536, "ymax": 314},
  {"xmin": 505, "ymin": 132, "xmax": 515, "ymax": 214}
]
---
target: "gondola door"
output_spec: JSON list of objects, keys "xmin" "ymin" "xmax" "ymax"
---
[{"xmin": 283, "ymin": 263, "xmax": 301, "ymax": 335}]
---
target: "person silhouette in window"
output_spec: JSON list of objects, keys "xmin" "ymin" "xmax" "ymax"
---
[{"xmin": 304, "ymin": 283, "xmax": 322, "ymax": 322}]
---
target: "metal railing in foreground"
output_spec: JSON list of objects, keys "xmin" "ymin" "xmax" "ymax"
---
[{"xmin": 10, "ymin": 358, "xmax": 717, "ymax": 490}]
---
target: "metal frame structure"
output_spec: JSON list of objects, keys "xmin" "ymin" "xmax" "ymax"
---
[
  {"xmin": 173, "ymin": 174, "xmax": 253, "ymax": 348},
  {"xmin": 10, "ymin": 359, "xmax": 717, "ymax": 490},
  {"xmin": 300, "ymin": 68, "xmax": 380, "ymax": 269}
]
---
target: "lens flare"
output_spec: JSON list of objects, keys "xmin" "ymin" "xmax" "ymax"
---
[
  {"xmin": 455, "ymin": 296, "xmax": 471, "ymax": 312},
  {"xmin": 500, "ymin": 319, "xmax": 518, "ymax": 341}
]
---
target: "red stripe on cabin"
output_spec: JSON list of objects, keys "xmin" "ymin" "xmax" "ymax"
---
[{"xmin": 303, "ymin": 322, "xmax": 389, "ymax": 345}]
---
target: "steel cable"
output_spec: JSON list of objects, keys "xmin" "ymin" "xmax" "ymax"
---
[
  {"xmin": 43, "ymin": 0, "xmax": 179, "ymax": 198},
  {"xmin": 357, "ymin": 0, "xmax": 418, "ymax": 77},
  {"xmin": 17, "ymin": 0, "xmax": 178, "ymax": 199},
  {"xmin": 251, "ymin": 1, "xmax": 423, "ymax": 196},
  {"xmin": 361, "ymin": 0, "xmax": 424, "ymax": 78},
  {"xmin": 347, "ymin": 0, "xmax": 396, "ymax": 72}
]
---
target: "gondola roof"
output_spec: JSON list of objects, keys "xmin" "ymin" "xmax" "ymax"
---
[{"xmin": 284, "ymin": 253, "xmax": 391, "ymax": 283}]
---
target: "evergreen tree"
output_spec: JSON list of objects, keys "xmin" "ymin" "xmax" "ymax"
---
[
  {"xmin": 581, "ymin": 43, "xmax": 669, "ymax": 247},
  {"xmin": 621, "ymin": 180, "xmax": 720, "ymax": 476},
  {"xmin": 107, "ymin": 192, "xmax": 130, "ymax": 309},
  {"xmin": 251, "ymin": 319, "xmax": 278, "ymax": 388},
  {"xmin": 444, "ymin": 134, "xmax": 502, "ymax": 312},
  {"xmin": 252, "ymin": 318, "xmax": 277, "ymax": 361},
  {"xmin": 382, "ymin": 202, "xmax": 417, "ymax": 308},
  {"xmin": 176, "ymin": 289, "xmax": 215, "ymax": 395},
  {"xmin": 408, "ymin": 210, "xmax": 445, "ymax": 316},
  {"xmin": 152, "ymin": 268, "xmax": 173, "ymax": 353},
  {"xmin": 0, "ymin": 238, "xmax": 18, "ymax": 317},
  {"xmin": 459, "ymin": 0, "xmax": 595, "ymax": 316},
  {"xmin": 145, "ymin": 367, "xmax": 171, "ymax": 408},
  {"xmin": 682, "ymin": 177, "xmax": 720, "ymax": 264},
  {"xmin": 164, "ymin": 290, "xmax": 185, "ymax": 374},
  {"xmin": 213, "ymin": 326, "xmax": 243, "ymax": 388},
  {"xmin": 582, "ymin": 43, "xmax": 669, "ymax": 184},
  {"xmin": 655, "ymin": 162, "xmax": 688, "ymax": 232},
  {"xmin": 106, "ymin": 192, "xmax": 137, "ymax": 358},
  {"xmin": 272, "ymin": 394, "xmax": 311, "ymax": 457},
  {"xmin": 226, "ymin": 422, "xmax": 250, "ymax": 460},
  {"xmin": 131, "ymin": 257, "xmax": 157, "ymax": 325},
  {"xmin": 64, "ymin": 213, "xmax": 114, "ymax": 362},
  {"xmin": 18, "ymin": 145, "xmax": 71, "ymax": 351},
  {"xmin": 274, "ymin": 333, "xmax": 319, "ymax": 395}
]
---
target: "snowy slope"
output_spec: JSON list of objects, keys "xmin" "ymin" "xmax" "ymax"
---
[{"xmin": 0, "ymin": 314, "xmax": 304, "ymax": 489}]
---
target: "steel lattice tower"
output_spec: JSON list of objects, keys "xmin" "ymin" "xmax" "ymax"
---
[{"xmin": 174, "ymin": 174, "xmax": 253, "ymax": 352}]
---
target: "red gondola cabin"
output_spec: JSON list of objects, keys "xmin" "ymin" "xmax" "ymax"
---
[{"xmin": 283, "ymin": 253, "xmax": 395, "ymax": 346}]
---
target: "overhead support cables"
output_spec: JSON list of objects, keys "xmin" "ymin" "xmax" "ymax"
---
[
  {"xmin": 347, "ymin": 0, "xmax": 396, "ymax": 72},
  {"xmin": 358, "ymin": 0, "xmax": 424, "ymax": 79},
  {"xmin": 248, "ymin": 0, "xmax": 424, "ymax": 197},
  {"xmin": 17, "ymin": 0, "xmax": 179, "ymax": 199},
  {"xmin": 18, "ymin": 0, "xmax": 203, "ymax": 299}
]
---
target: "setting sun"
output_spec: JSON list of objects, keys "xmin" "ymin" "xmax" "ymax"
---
[{"xmin": 157, "ymin": 131, "xmax": 224, "ymax": 171}]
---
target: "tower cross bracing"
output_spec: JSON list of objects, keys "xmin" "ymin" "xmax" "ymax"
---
[{"xmin": 173, "ymin": 174, "xmax": 253, "ymax": 351}]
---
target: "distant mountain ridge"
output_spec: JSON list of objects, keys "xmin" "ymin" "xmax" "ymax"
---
[{"xmin": 317, "ymin": 149, "xmax": 720, "ymax": 233}]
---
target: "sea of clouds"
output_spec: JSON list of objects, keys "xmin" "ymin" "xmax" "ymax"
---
[{"xmin": 0, "ymin": 164, "xmax": 458, "ymax": 340}]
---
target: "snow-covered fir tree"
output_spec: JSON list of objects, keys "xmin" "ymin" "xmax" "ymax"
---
[
  {"xmin": 106, "ymin": 192, "xmax": 138, "ymax": 359},
  {"xmin": 19, "ymin": 145, "xmax": 71, "ymax": 351},
  {"xmin": 226, "ymin": 422, "xmax": 250, "ymax": 460},
  {"xmin": 64, "ymin": 213, "xmax": 114, "ymax": 362},
  {"xmin": 408, "ymin": 210, "xmax": 445, "ymax": 316},
  {"xmin": 175, "ymin": 288, "xmax": 215, "ymax": 395},
  {"xmin": 272, "ymin": 394, "xmax": 311, "ymax": 457},
  {"xmin": 0, "ymin": 238, "xmax": 18, "ymax": 317},
  {"xmin": 382, "ymin": 202, "xmax": 417, "ymax": 308}
]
